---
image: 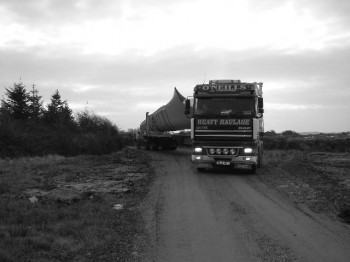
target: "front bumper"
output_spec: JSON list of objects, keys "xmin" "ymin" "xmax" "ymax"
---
[{"xmin": 192, "ymin": 154, "xmax": 258, "ymax": 169}]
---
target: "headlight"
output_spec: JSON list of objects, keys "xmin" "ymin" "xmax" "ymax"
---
[
  {"xmin": 244, "ymin": 148, "xmax": 253, "ymax": 153},
  {"xmin": 194, "ymin": 147, "xmax": 202, "ymax": 153},
  {"xmin": 209, "ymin": 148, "xmax": 215, "ymax": 155}
]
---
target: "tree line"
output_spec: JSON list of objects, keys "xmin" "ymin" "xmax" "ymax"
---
[
  {"xmin": 1, "ymin": 82, "xmax": 73, "ymax": 125},
  {"xmin": 0, "ymin": 82, "xmax": 123, "ymax": 158}
]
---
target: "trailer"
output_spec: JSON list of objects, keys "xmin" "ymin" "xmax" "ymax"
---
[{"xmin": 139, "ymin": 88, "xmax": 191, "ymax": 150}]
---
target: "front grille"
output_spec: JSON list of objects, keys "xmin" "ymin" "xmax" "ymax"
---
[{"xmin": 195, "ymin": 129, "xmax": 253, "ymax": 142}]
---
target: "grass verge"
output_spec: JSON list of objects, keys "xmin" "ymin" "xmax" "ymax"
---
[{"xmin": 0, "ymin": 148, "xmax": 153, "ymax": 262}]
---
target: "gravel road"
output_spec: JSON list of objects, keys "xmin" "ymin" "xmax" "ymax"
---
[{"xmin": 140, "ymin": 148, "xmax": 350, "ymax": 262}]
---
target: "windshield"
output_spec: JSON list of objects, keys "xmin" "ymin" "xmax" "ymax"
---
[{"xmin": 194, "ymin": 97, "xmax": 255, "ymax": 116}]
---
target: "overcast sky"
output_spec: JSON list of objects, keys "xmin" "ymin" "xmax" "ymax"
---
[{"xmin": 1, "ymin": 0, "xmax": 349, "ymax": 133}]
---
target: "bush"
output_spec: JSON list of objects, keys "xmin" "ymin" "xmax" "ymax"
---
[
  {"xmin": 0, "ymin": 83, "xmax": 124, "ymax": 158},
  {"xmin": 0, "ymin": 111, "xmax": 123, "ymax": 158},
  {"xmin": 263, "ymin": 133, "xmax": 350, "ymax": 153},
  {"xmin": 76, "ymin": 109, "xmax": 118, "ymax": 134}
]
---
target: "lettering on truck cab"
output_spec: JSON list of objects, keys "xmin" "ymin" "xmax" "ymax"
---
[{"xmin": 196, "ymin": 119, "xmax": 251, "ymax": 126}]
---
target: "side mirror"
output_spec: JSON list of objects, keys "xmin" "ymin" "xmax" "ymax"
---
[
  {"xmin": 184, "ymin": 99, "xmax": 191, "ymax": 115},
  {"xmin": 258, "ymin": 98, "xmax": 264, "ymax": 115},
  {"xmin": 258, "ymin": 97, "xmax": 263, "ymax": 109}
]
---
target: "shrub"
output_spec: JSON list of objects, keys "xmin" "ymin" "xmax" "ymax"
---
[
  {"xmin": 0, "ymin": 114, "xmax": 123, "ymax": 158},
  {"xmin": 263, "ymin": 133, "xmax": 350, "ymax": 153},
  {"xmin": 1, "ymin": 85, "xmax": 125, "ymax": 158}
]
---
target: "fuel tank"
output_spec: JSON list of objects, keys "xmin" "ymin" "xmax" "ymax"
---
[{"xmin": 140, "ymin": 88, "xmax": 190, "ymax": 132}]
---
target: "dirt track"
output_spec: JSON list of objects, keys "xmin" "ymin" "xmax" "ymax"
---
[{"xmin": 140, "ymin": 148, "xmax": 350, "ymax": 262}]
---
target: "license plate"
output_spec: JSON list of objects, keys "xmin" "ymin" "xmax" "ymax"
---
[
  {"xmin": 235, "ymin": 163, "xmax": 250, "ymax": 169},
  {"xmin": 216, "ymin": 161, "xmax": 230, "ymax": 166}
]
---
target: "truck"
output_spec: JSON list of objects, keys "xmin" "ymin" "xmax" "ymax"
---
[
  {"xmin": 185, "ymin": 79, "xmax": 264, "ymax": 173},
  {"xmin": 139, "ymin": 87, "xmax": 191, "ymax": 150}
]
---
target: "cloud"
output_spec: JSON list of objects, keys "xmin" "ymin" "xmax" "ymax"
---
[
  {"xmin": 1, "ymin": 0, "xmax": 350, "ymax": 132},
  {"xmin": 1, "ymin": 43, "xmax": 349, "ymax": 117},
  {"xmin": 2, "ymin": 0, "xmax": 350, "ymax": 56},
  {"xmin": 266, "ymin": 103, "xmax": 322, "ymax": 110},
  {"xmin": 0, "ymin": 0, "xmax": 123, "ymax": 25}
]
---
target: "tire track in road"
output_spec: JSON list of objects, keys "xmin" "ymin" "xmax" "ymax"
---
[{"xmin": 199, "ymin": 172, "xmax": 293, "ymax": 261}]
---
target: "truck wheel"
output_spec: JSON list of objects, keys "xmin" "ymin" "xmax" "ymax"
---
[
  {"xmin": 250, "ymin": 164, "xmax": 257, "ymax": 174},
  {"xmin": 197, "ymin": 167, "xmax": 206, "ymax": 172},
  {"xmin": 257, "ymin": 153, "xmax": 262, "ymax": 168},
  {"xmin": 257, "ymin": 148, "xmax": 263, "ymax": 168}
]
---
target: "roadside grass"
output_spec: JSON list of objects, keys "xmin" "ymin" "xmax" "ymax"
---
[
  {"xmin": 0, "ymin": 149, "xmax": 153, "ymax": 262},
  {"xmin": 262, "ymin": 150, "xmax": 350, "ymax": 223},
  {"xmin": 0, "ymin": 196, "xmax": 120, "ymax": 261}
]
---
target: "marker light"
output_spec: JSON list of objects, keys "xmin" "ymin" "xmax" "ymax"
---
[
  {"xmin": 244, "ymin": 148, "xmax": 253, "ymax": 153},
  {"xmin": 209, "ymin": 148, "xmax": 215, "ymax": 155},
  {"xmin": 222, "ymin": 148, "xmax": 229, "ymax": 155},
  {"xmin": 194, "ymin": 147, "xmax": 202, "ymax": 153},
  {"xmin": 216, "ymin": 148, "xmax": 222, "ymax": 155},
  {"xmin": 229, "ymin": 149, "xmax": 236, "ymax": 155}
]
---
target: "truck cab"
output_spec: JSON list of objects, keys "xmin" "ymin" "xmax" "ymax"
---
[{"xmin": 185, "ymin": 80, "xmax": 264, "ymax": 173}]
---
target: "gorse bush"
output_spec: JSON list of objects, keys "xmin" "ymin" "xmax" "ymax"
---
[
  {"xmin": 0, "ymin": 82, "xmax": 123, "ymax": 158},
  {"xmin": 76, "ymin": 109, "xmax": 118, "ymax": 134},
  {"xmin": 263, "ymin": 131, "xmax": 350, "ymax": 152}
]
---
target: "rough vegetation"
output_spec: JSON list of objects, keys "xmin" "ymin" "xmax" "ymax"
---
[
  {"xmin": 1, "ymin": 147, "xmax": 349, "ymax": 261},
  {"xmin": 261, "ymin": 130, "xmax": 350, "ymax": 224},
  {"xmin": 0, "ymin": 149, "xmax": 154, "ymax": 262},
  {"xmin": 261, "ymin": 150, "xmax": 350, "ymax": 224},
  {"xmin": 263, "ymin": 130, "xmax": 350, "ymax": 152}
]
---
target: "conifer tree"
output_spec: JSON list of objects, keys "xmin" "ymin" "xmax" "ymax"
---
[
  {"xmin": 0, "ymin": 82, "xmax": 30, "ymax": 120},
  {"xmin": 44, "ymin": 90, "xmax": 73, "ymax": 126},
  {"xmin": 28, "ymin": 84, "xmax": 44, "ymax": 119}
]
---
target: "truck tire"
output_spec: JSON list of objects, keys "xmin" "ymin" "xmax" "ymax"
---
[
  {"xmin": 150, "ymin": 144, "xmax": 158, "ymax": 150},
  {"xmin": 257, "ymin": 147, "xmax": 263, "ymax": 168},
  {"xmin": 250, "ymin": 164, "xmax": 257, "ymax": 174},
  {"xmin": 257, "ymin": 152, "xmax": 262, "ymax": 168}
]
